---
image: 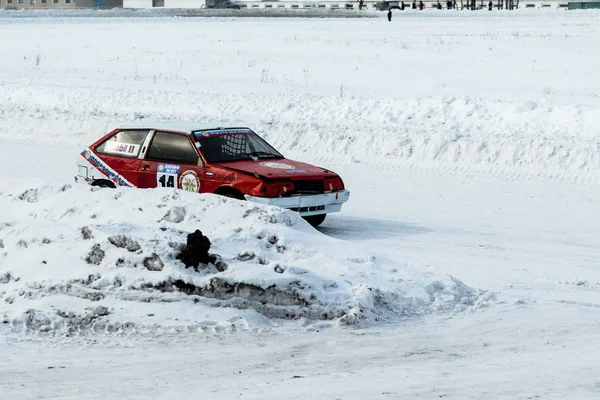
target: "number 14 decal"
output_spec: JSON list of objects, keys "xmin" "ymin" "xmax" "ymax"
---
[
  {"xmin": 157, "ymin": 164, "xmax": 180, "ymax": 188},
  {"xmin": 158, "ymin": 174, "xmax": 175, "ymax": 188}
]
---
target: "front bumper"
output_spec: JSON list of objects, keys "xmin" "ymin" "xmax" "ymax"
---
[{"xmin": 245, "ymin": 190, "xmax": 350, "ymax": 217}]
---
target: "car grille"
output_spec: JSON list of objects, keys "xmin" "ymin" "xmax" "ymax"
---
[
  {"xmin": 289, "ymin": 205, "xmax": 325, "ymax": 213},
  {"xmin": 291, "ymin": 180, "xmax": 324, "ymax": 194}
]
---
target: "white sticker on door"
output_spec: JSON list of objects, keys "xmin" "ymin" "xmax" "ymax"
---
[
  {"xmin": 157, "ymin": 164, "xmax": 180, "ymax": 188},
  {"xmin": 104, "ymin": 142, "xmax": 140, "ymax": 157}
]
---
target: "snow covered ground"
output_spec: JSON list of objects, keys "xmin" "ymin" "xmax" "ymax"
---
[
  {"xmin": 2, "ymin": 10, "xmax": 600, "ymax": 400},
  {"xmin": 0, "ymin": 179, "xmax": 491, "ymax": 333}
]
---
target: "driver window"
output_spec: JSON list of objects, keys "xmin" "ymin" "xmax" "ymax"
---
[{"xmin": 146, "ymin": 132, "xmax": 200, "ymax": 166}]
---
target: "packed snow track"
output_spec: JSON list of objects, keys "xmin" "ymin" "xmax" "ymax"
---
[{"xmin": 1, "ymin": 10, "xmax": 600, "ymax": 400}]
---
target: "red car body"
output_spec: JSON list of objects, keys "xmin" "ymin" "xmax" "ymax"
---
[{"xmin": 75, "ymin": 123, "xmax": 350, "ymax": 226}]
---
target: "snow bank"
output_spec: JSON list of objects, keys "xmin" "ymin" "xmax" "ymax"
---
[
  {"xmin": 3, "ymin": 14, "xmax": 600, "ymax": 180},
  {"xmin": 0, "ymin": 179, "xmax": 491, "ymax": 335},
  {"xmin": 3, "ymin": 86, "xmax": 600, "ymax": 178}
]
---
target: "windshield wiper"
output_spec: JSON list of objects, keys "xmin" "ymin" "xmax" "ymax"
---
[{"xmin": 241, "ymin": 151, "xmax": 281, "ymax": 159}]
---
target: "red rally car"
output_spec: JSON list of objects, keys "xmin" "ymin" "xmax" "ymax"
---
[{"xmin": 75, "ymin": 123, "xmax": 350, "ymax": 227}]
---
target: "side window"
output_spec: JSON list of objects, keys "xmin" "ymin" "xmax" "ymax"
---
[
  {"xmin": 96, "ymin": 130, "xmax": 149, "ymax": 158},
  {"xmin": 146, "ymin": 131, "xmax": 199, "ymax": 165}
]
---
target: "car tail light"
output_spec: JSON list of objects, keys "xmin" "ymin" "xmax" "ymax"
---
[
  {"xmin": 262, "ymin": 180, "xmax": 294, "ymax": 198},
  {"xmin": 324, "ymin": 177, "xmax": 344, "ymax": 192}
]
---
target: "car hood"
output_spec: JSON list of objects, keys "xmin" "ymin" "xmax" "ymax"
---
[{"xmin": 213, "ymin": 158, "xmax": 335, "ymax": 179}]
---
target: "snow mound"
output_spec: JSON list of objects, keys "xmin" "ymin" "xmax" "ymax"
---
[
  {"xmin": 4, "ymin": 87, "xmax": 600, "ymax": 180},
  {"xmin": 0, "ymin": 179, "xmax": 492, "ymax": 335}
]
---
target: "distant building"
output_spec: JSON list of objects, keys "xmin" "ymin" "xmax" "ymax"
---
[
  {"xmin": 1, "ymin": 0, "xmax": 76, "ymax": 8},
  {"xmin": 1, "ymin": 0, "xmax": 122, "ymax": 7},
  {"xmin": 120, "ymin": 0, "xmax": 568, "ymax": 9},
  {"xmin": 1, "ymin": 0, "xmax": 568, "ymax": 9},
  {"xmin": 124, "ymin": 0, "xmax": 206, "ymax": 7},
  {"xmin": 78, "ymin": 0, "xmax": 123, "ymax": 6}
]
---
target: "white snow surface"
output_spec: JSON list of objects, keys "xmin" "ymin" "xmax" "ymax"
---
[
  {"xmin": 2, "ymin": 11, "xmax": 600, "ymax": 181},
  {"xmin": 2, "ymin": 10, "xmax": 600, "ymax": 400},
  {"xmin": 0, "ymin": 180, "xmax": 490, "ymax": 333}
]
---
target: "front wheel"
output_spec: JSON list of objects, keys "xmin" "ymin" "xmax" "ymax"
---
[
  {"xmin": 303, "ymin": 214, "xmax": 326, "ymax": 227},
  {"xmin": 215, "ymin": 187, "xmax": 245, "ymax": 201}
]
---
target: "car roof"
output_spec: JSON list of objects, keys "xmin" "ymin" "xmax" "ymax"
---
[{"xmin": 116, "ymin": 122, "xmax": 249, "ymax": 134}]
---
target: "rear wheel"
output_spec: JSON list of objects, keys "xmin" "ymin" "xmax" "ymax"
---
[
  {"xmin": 303, "ymin": 214, "xmax": 326, "ymax": 227},
  {"xmin": 91, "ymin": 180, "xmax": 116, "ymax": 189}
]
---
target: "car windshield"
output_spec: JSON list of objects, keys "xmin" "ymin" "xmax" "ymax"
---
[{"xmin": 194, "ymin": 129, "xmax": 283, "ymax": 163}]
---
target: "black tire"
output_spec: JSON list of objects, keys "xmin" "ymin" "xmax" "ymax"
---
[
  {"xmin": 215, "ymin": 187, "xmax": 245, "ymax": 200},
  {"xmin": 91, "ymin": 180, "xmax": 116, "ymax": 189},
  {"xmin": 303, "ymin": 214, "xmax": 327, "ymax": 227}
]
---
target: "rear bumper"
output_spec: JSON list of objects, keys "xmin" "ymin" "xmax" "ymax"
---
[{"xmin": 245, "ymin": 190, "xmax": 350, "ymax": 216}]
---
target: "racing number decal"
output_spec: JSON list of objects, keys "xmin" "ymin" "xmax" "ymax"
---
[
  {"xmin": 157, "ymin": 164, "xmax": 180, "ymax": 188},
  {"xmin": 159, "ymin": 174, "xmax": 175, "ymax": 187}
]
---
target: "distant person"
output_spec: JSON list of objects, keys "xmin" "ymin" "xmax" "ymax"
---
[
  {"xmin": 488, "ymin": 0, "xmax": 492, "ymax": 9},
  {"xmin": 401, "ymin": 1, "xmax": 405, "ymax": 9},
  {"xmin": 419, "ymin": 0, "xmax": 424, "ymax": 9},
  {"xmin": 437, "ymin": 1, "xmax": 442, "ymax": 8},
  {"xmin": 388, "ymin": 8, "xmax": 392, "ymax": 20},
  {"xmin": 446, "ymin": 0, "xmax": 452, "ymax": 8},
  {"xmin": 412, "ymin": 0, "xmax": 417, "ymax": 8}
]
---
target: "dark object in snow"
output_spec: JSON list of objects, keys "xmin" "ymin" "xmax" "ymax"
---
[
  {"xmin": 176, "ymin": 229, "xmax": 212, "ymax": 269},
  {"xmin": 214, "ymin": 258, "xmax": 228, "ymax": 272},
  {"xmin": 237, "ymin": 251, "xmax": 256, "ymax": 262},
  {"xmin": 143, "ymin": 254, "xmax": 164, "ymax": 271},
  {"xmin": 85, "ymin": 244, "xmax": 105, "ymax": 265},
  {"xmin": 81, "ymin": 226, "xmax": 93, "ymax": 240},
  {"xmin": 108, "ymin": 235, "xmax": 141, "ymax": 252},
  {"xmin": 0, "ymin": 272, "xmax": 11, "ymax": 284},
  {"xmin": 93, "ymin": 305, "xmax": 109, "ymax": 316}
]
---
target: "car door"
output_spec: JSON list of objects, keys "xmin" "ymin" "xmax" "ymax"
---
[
  {"xmin": 94, "ymin": 129, "xmax": 150, "ymax": 187},
  {"xmin": 138, "ymin": 131, "xmax": 205, "ymax": 193}
]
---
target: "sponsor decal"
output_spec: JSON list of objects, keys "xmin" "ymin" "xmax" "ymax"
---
[
  {"xmin": 215, "ymin": 174, "xmax": 236, "ymax": 181},
  {"xmin": 103, "ymin": 141, "xmax": 140, "ymax": 156},
  {"xmin": 285, "ymin": 169, "xmax": 309, "ymax": 173},
  {"xmin": 179, "ymin": 170, "xmax": 201, "ymax": 193},
  {"xmin": 81, "ymin": 148, "xmax": 134, "ymax": 187},
  {"xmin": 194, "ymin": 129, "xmax": 253, "ymax": 137},
  {"xmin": 158, "ymin": 164, "xmax": 180, "ymax": 175},
  {"xmin": 157, "ymin": 164, "xmax": 180, "ymax": 188},
  {"xmin": 260, "ymin": 162, "xmax": 295, "ymax": 170},
  {"xmin": 205, "ymin": 172, "xmax": 214, "ymax": 176}
]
